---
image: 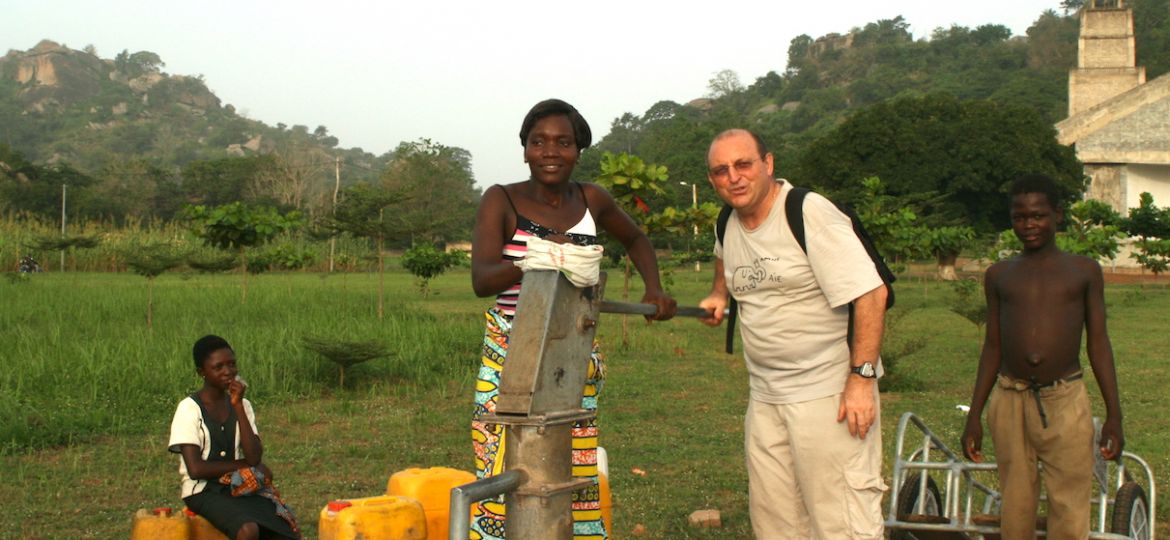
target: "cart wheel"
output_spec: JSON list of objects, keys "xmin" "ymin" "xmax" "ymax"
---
[
  {"xmin": 1110, "ymin": 481, "xmax": 1150, "ymax": 540},
  {"xmin": 892, "ymin": 472, "xmax": 943, "ymax": 540}
]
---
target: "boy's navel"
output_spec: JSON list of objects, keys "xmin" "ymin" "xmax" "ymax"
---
[{"xmin": 1027, "ymin": 352, "xmax": 1044, "ymax": 366}]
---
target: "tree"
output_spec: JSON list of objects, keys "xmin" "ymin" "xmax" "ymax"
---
[
  {"xmin": 795, "ymin": 93, "xmax": 1083, "ymax": 233},
  {"xmin": 302, "ymin": 336, "xmax": 390, "ymax": 389},
  {"xmin": 923, "ymin": 226, "xmax": 977, "ymax": 280},
  {"xmin": 400, "ymin": 244, "xmax": 464, "ymax": 297},
  {"xmin": 1058, "ymin": 199, "xmax": 1124, "ymax": 261},
  {"xmin": 249, "ymin": 142, "xmax": 329, "ymax": 210},
  {"xmin": 184, "ymin": 202, "xmax": 303, "ymax": 302},
  {"xmin": 706, "ymin": 69, "xmax": 744, "ymax": 98},
  {"xmin": 379, "ymin": 139, "xmax": 480, "ymax": 246},
  {"xmin": 848, "ymin": 177, "xmax": 925, "ymax": 273},
  {"xmin": 1123, "ymin": 192, "xmax": 1170, "ymax": 275},
  {"xmin": 0, "ymin": 146, "xmax": 96, "ymax": 219},
  {"xmin": 318, "ymin": 183, "xmax": 406, "ymax": 318},
  {"xmin": 123, "ymin": 243, "xmax": 184, "ymax": 329},
  {"xmin": 181, "ymin": 156, "xmax": 277, "ymax": 207},
  {"xmin": 24, "ymin": 234, "xmax": 101, "ymax": 272},
  {"xmin": 1132, "ymin": 0, "xmax": 1170, "ymax": 79},
  {"xmin": 595, "ymin": 152, "xmax": 670, "ymax": 345}
]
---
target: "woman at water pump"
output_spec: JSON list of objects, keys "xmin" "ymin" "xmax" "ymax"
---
[
  {"xmin": 168, "ymin": 335, "xmax": 300, "ymax": 540},
  {"xmin": 469, "ymin": 98, "xmax": 676, "ymax": 539}
]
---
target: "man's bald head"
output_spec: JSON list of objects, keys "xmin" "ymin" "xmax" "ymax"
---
[{"xmin": 709, "ymin": 129, "xmax": 769, "ymax": 162}]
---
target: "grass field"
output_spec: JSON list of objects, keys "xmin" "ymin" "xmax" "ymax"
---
[{"xmin": 1, "ymin": 264, "xmax": 1166, "ymax": 539}]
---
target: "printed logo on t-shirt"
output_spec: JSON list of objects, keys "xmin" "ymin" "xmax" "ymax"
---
[{"xmin": 732, "ymin": 258, "xmax": 783, "ymax": 295}]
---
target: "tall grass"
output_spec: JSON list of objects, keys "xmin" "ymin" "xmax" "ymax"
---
[
  {"xmin": 0, "ymin": 211, "xmax": 378, "ymax": 272},
  {"xmin": 1, "ymin": 265, "xmax": 1167, "ymax": 537},
  {"xmin": 0, "ymin": 269, "xmax": 482, "ymax": 453}
]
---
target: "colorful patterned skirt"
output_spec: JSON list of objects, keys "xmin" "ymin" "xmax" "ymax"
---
[{"xmin": 470, "ymin": 308, "xmax": 607, "ymax": 540}]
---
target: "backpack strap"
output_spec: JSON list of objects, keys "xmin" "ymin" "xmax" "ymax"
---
[{"xmin": 784, "ymin": 187, "xmax": 810, "ymax": 253}]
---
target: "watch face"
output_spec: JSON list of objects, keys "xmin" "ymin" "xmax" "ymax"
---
[{"xmin": 854, "ymin": 362, "xmax": 876, "ymax": 378}]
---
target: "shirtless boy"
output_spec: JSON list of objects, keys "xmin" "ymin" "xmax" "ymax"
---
[{"xmin": 961, "ymin": 174, "xmax": 1124, "ymax": 540}]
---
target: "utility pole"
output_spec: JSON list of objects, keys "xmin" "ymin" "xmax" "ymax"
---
[
  {"xmin": 691, "ymin": 182, "xmax": 700, "ymax": 272},
  {"xmin": 60, "ymin": 184, "xmax": 67, "ymax": 272},
  {"xmin": 329, "ymin": 156, "xmax": 340, "ymax": 272},
  {"xmin": 680, "ymin": 181, "xmax": 701, "ymax": 272}
]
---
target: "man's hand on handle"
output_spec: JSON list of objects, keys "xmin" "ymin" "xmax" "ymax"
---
[{"xmin": 698, "ymin": 292, "xmax": 728, "ymax": 327}]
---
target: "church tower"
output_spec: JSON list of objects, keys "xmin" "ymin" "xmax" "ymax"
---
[{"xmin": 1068, "ymin": 0, "xmax": 1146, "ymax": 116}]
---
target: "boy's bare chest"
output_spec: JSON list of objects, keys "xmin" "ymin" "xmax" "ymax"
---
[{"xmin": 996, "ymin": 262, "xmax": 1087, "ymax": 307}]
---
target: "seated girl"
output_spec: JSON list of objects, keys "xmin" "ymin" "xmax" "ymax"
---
[{"xmin": 168, "ymin": 335, "xmax": 300, "ymax": 540}]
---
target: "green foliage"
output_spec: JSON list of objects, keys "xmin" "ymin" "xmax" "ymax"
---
[
  {"xmin": 263, "ymin": 243, "xmax": 317, "ymax": 271},
  {"xmin": 186, "ymin": 253, "xmax": 239, "ymax": 273},
  {"xmin": 184, "ymin": 202, "xmax": 303, "ymax": 251},
  {"xmin": 1132, "ymin": 0, "xmax": 1170, "ymax": 79},
  {"xmin": 989, "ymin": 229, "xmax": 1024, "ymax": 261},
  {"xmin": 949, "ymin": 277, "xmax": 988, "ymax": 335},
  {"xmin": 595, "ymin": 151, "xmax": 672, "ymax": 263},
  {"xmin": 925, "ymin": 226, "xmax": 977, "ymax": 258},
  {"xmin": 1120, "ymin": 193, "xmax": 1170, "ymax": 275},
  {"xmin": 1123, "ymin": 192, "xmax": 1170, "ymax": 240},
  {"xmin": 301, "ymin": 336, "xmax": 392, "ymax": 389},
  {"xmin": 850, "ymin": 177, "xmax": 928, "ymax": 270},
  {"xmin": 25, "ymin": 234, "xmax": 101, "ymax": 253},
  {"xmin": 1131, "ymin": 238, "xmax": 1170, "ymax": 275},
  {"xmin": 795, "ymin": 93, "xmax": 1084, "ymax": 234},
  {"xmin": 378, "ymin": 138, "xmax": 480, "ymax": 245},
  {"xmin": 596, "ymin": 152, "xmax": 669, "ymax": 211},
  {"xmin": 1059, "ymin": 200, "xmax": 1124, "ymax": 260},
  {"xmin": 123, "ymin": 243, "xmax": 184, "ymax": 278},
  {"xmin": 400, "ymin": 244, "xmax": 463, "ymax": 297},
  {"xmin": 320, "ymin": 183, "xmax": 405, "ymax": 241}
]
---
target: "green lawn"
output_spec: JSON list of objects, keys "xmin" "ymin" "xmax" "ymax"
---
[{"xmin": 1, "ymin": 266, "xmax": 1166, "ymax": 538}]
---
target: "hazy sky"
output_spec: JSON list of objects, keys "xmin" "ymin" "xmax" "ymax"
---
[{"xmin": 4, "ymin": 0, "xmax": 1068, "ymax": 188}]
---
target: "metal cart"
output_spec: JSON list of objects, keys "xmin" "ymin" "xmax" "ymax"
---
[{"xmin": 886, "ymin": 412, "xmax": 1155, "ymax": 540}]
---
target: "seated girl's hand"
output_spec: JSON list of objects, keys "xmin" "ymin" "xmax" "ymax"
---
[
  {"xmin": 640, "ymin": 289, "xmax": 677, "ymax": 321},
  {"xmin": 228, "ymin": 376, "xmax": 247, "ymax": 406}
]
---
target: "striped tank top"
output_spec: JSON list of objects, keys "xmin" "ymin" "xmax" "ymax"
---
[{"xmin": 495, "ymin": 183, "xmax": 598, "ymax": 317}]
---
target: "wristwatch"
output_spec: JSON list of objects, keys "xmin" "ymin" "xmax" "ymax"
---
[{"xmin": 850, "ymin": 361, "xmax": 877, "ymax": 379}]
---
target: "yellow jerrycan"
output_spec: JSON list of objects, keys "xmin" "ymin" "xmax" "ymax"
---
[{"xmin": 319, "ymin": 495, "xmax": 427, "ymax": 540}]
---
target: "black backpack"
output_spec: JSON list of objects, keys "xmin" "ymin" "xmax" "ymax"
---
[{"xmin": 715, "ymin": 187, "xmax": 896, "ymax": 354}]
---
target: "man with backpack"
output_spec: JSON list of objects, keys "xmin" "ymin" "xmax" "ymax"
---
[{"xmin": 698, "ymin": 129, "xmax": 890, "ymax": 539}]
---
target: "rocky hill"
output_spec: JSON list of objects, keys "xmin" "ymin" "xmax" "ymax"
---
[{"xmin": 0, "ymin": 40, "xmax": 385, "ymax": 179}]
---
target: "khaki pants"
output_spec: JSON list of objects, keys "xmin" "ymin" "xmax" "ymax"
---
[
  {"xmin": 988, "ymin": 376, "xmax": 1094, "ymax": 540},
  {"xmin": 745, "ymin": 389, "xmax": 885, "ymax": 539}
]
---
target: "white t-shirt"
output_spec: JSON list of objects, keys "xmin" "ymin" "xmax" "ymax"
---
[
  {"xmin": 167, "ymin": 395, "xmax": 259, "ymax": 498},
  {"xmin": 716, "ymin": 181, "xmax": 883, "ymax": 404}
]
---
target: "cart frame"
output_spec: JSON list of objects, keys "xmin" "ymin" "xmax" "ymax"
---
[{"xmin": 885, "ymin": 412, "xmax": 1156, "ymax": 539}]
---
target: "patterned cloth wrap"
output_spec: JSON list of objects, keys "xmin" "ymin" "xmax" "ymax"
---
[
  {"xmin": 470, "ymin": 308, "xmax": 607, "ymax": 540},
  {"xmin": 219, "ymin": 466, "xmax": 301, "ymax": 536}
]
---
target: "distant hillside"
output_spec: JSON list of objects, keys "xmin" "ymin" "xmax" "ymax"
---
[
  {"xmin": 0, "ymin": 40, "xmax": 388, "ymax": 185},
  {"xmin": 580, "ymin": 0, "xmax": 1169, "ymax": 213}
]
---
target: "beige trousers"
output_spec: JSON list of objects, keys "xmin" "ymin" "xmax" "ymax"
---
[
  {"xmin": 745, "ymin": 389, "xmax": 885, "ymax": 539},
  {"xmin": 988, "ymin": 376, "xmax": 1094, "ymax": 540}
]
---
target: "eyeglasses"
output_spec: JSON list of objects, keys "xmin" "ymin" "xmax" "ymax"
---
[{"xmin": 708, "ymin": 158, "xmax": 759, "ymax": 182}]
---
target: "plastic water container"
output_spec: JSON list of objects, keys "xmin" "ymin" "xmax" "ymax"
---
[
  {"xmin": 183, "ymin": 508, "xmax": 229, "ymax": 540},
  {"xmin": 130, "ymin": 507, "xmax": 189, "ymax": 540},
  {"xmin": 386, "ymin": 467, "xmax": 477, "ymax": 540},
  {"xmin": 318, "ymin": 495, "xmax": 427, "ymax": 540}
]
